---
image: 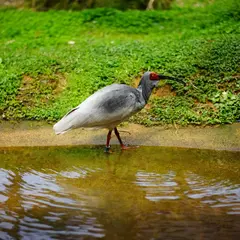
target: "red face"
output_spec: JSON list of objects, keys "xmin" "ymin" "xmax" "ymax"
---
[{"xmin": 149, "ymin": 72, "xmax": 160, "ymax": 81}]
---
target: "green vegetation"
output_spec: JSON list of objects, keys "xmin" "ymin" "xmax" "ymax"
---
[
  {"xmin": 6, "ymin": 0, "xmax": 177, "ymax": 11},
  {"xmin": 0, "ymin": 0, "xmax": 239, "ymax": 125}
]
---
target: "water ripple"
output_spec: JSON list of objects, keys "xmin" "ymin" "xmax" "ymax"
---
[
  {"xmin": 0, "ymin": 147, "xmax": 240, "ymax": 239},
  {"xmin": 0, "ymin": 167, "xmax": 105, "ymax": 239},
  {"xmin": 135, "ymin": 171, "xmax": 180, "ymax": 201},
  {"xmin": 185, "ymin": 173, "xmax": 240, "ymax": 214},
  {"xmin": 0, "ymin": 169, "xmax": 15, "ymax": 203}
]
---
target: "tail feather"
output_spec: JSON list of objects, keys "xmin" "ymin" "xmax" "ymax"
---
[
  {"xmin": 53, "ymin": 107, "xmax": 80, "ymax": 135},
  {"xmin": 53, "ymin": 120, "xmax": 72, "ymax": 135}
]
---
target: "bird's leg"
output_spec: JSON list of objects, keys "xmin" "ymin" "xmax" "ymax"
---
[
  {"xmin": 105, "ymin": 130, "xmax": 112, "ymax": 153},
  {"xmin": 114, "ymin": 127, "xmax": 129, "ymax": 150},
  {"xmin": 114, "ymin": 127, "xmax": 139, "ymax": 150},
  {"xmin": 114, "ymin": 127, "xmax": 124, "ymax": 146}
]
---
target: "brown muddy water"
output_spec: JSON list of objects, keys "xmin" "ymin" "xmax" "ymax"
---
[{"xmin": 0, "ymin": 146, "xmax": 239, "ymax": 240}]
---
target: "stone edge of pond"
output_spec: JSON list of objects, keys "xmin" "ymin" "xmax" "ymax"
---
[{"xmin": 0, "ymin": 121, "xmax": 239, "ymax": 152}]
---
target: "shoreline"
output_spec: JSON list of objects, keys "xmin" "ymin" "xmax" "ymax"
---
[{"xmin": 0, "ymin": 121, "xmax": 240, "ymax": 151}]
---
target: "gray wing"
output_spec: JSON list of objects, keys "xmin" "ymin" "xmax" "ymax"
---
[
  {"xmin": 81, "ymin": 84, "xmax": 144, "ymax": 128},
  {"xmin": 53, "ymin": 84, "xmax": 145, "ymax": 133},
  {"xmin": 96, "ymin": 85, "xmax": 144, "ymax": 125}
]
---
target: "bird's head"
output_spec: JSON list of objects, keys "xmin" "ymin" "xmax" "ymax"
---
[
  {"xmin": 139, "ymin": 71, "xmax": 178, "ymax": 88},
  {"xmin": 138, "ymin": 71, "xmax": 179, "ymax": 102},
  {"xmin": 149, "ymin": 71, "xmax": 178, "ymax": 84}
]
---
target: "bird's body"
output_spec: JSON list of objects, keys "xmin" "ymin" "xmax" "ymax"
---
[
  {"xmin": 53, "ymin": 84, "xmax": 145, "ymax": 134},
  {"xmin": 53, "ymin": 71, "xmax": 177, "ymax": 152}
]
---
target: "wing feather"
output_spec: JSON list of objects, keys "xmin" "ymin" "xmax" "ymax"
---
[{"xmin": 53, "ymin": 84, "xmax": 144, "ymax": 134}]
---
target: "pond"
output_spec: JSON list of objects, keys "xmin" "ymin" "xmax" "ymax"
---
[{"xmin": 0, "ymin": 146, "xmax": 239, "ymax": 240}]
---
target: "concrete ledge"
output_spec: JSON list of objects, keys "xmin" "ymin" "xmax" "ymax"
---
[{"xmin": 0, "ymin": 121, "xmax": 240, "ymax": 151}]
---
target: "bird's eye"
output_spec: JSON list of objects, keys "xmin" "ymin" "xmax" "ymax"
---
[{"xmin": 149, "ymin": 72, "xmax": 159, "ymax": 81}]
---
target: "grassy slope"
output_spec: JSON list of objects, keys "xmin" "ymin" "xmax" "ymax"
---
[{"xmin": 0, "ymin": 0, "xmax": 239, "ymax": 125}]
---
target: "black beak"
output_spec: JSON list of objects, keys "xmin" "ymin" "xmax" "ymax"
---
[
  {"xmin": 158, "ymin": 74, "xmax": 185, "ymax": 84},
  {"xmin": 158, "ymin": 74, "xmax": 178, "ymax": 81}
]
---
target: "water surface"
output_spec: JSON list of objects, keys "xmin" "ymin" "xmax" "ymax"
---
[{"xmin": 0, "ymin": 146, "xmax": 239, "ymax": 239}]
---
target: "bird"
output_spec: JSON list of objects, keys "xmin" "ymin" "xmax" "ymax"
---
[{"xmin": 53, "ymin": 71, "xmax": 178, "ymax": 152}]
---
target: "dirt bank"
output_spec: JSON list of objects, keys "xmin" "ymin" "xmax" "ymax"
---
[{"xmin": 0, "ymin": 121, "xmax": 239, "ymax": 151}]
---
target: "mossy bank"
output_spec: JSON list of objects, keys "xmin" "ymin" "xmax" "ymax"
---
[{"xmin": 0, "ymin": 0, "xmax": 239, "ymax": 125}]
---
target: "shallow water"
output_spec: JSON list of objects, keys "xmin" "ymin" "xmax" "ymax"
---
[{"xmin": 0, "ymin": 146, "xmax": 239, "ymax": 240}]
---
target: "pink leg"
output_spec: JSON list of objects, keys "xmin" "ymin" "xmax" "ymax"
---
[
  {"xmin": 114, "ymin": 128, "xmax": 123, "ymax": 146},
  {"xmin": 114, "ymin": 127, "xmax": 130, "ymax": 150},
  {"xmin": 114, "ymin": 127, "xmax": 139, "ymax": 150},
  {"xmin": 105, "ymin": 130, "xmax": 112, "ymax": 153}
]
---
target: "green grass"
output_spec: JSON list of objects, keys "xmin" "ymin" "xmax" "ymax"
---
[{"xmin": 0, "ymin": 0, "xmax": 239, "ymax": 125}]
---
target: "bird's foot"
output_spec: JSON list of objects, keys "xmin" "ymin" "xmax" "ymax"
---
[
  {"xmin": 121, "ymin": 145, "xmax": 139, "ymax": 150},
  {"xmin": 104, "ymin": 146, "xmax": 113, "ymax": 154}
]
